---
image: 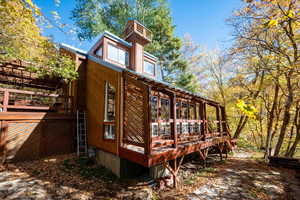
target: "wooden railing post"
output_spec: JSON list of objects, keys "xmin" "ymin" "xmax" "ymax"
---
[
  {"xmin": 144, "ymin": 86, "xmax": 152, "ymax": 156},
  {"xmin": 216, "ymin": 105, "xmax": 221, "ymax": 135},
  {"xmin": 171, "ymin": 93, "xmax": 177, "ymax": 148},
  {"xmin": 203, "ymin": 102, "xmax": 207, "ymax": 140},
  {"xmin": 3, "ymin": 90, "xmax": 9, "ymax": 112}
]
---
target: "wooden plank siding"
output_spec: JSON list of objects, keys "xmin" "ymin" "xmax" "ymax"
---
[
  {"xmin": 85, "ymin": 59, "xmax": 122, "ymax": 155},
  {"xmin": 0, "ymin": 113, "xmax": 74, "ymax": 162}
]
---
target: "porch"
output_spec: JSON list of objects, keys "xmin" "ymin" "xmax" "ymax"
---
[
  {"xmin": 0, "ymin": 61, "xmax": 75, "ymax": 162},
  {"xmin": 120, "ymin": 71, "xmax": 233, "ymax": 167}
]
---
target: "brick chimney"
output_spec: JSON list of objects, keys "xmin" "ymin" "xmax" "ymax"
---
[{"xmin": 124, "ymin": 20, "xmax": 152, "ymax": 73}]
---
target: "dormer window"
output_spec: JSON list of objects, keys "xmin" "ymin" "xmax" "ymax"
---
[
  {"xmin": 144, "ymin": 60, "xmax": 155, "ymax": 76},
  {"xmin": 107, "ymin": 43, "xmax": 129, "ymax": 66}
]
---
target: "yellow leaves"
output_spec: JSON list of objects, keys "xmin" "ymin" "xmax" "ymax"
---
[
  {"xmin": 268, "ymin": 19, "xmax": 278, "ymax": 27},
  {"xmin": 236, "ymin": 100, "xmax": 257, "ymax": 119},
  {"xmin": 287, "ymin": 11, "xmax": 294, "ymax": 18}
]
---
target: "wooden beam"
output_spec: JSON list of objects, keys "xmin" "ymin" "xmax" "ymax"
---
[{"xmin": 3, "ymin": 90, "xmax": 9, "ymax": 112}]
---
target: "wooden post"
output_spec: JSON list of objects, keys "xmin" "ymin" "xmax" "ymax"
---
[
  {"xmin": 3, "ymin": 90, "xmax": 9, "ymax": 112},
  {"xmin": 163, "ymin": 155, "xmax": 185, "ymax": 188},
  {"xmin": 198, "ymin": 148, "xmax": 209, "ymax": 167},
  {"xmin": 199, "ymin": 101, "xmax": 204, "ymax": 138},
  {"xmin": 203, "ymin": 103, "xmax": 208, "ymax": 140},
  {"xmin": 171, "ymin": 93, "xmax": 177, "ymax": 148},
  {"xmin": 216, "ymin": 106, "xmax": 221, "ymax": 136},
  {"xmin": 173, "ymin": 158, "xmax": 177, "ymax": 188},
  {"xmin": 144, "ymin": 86, "xmax": 152, "ymax": 156}
]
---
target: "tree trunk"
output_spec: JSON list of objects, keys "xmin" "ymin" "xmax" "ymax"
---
[
  {"xmin": 264, "ymin": 84, "xmax": 279, "ymax": 159},
  {"xmin": 286, "ymin": 104, "xmax": 300, "ymax": 157},
  {"xmin": 233, "ymin": 115, "xmax": 248, "ymax": 139},
  {"xmin": 274, "ymin": 76, "xmax": 293, "ymax": 156}
]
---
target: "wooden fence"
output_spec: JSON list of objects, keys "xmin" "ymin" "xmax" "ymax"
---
[{"xmin": 0, "ymin": 112, "xmax": 75, "ymax": 162}]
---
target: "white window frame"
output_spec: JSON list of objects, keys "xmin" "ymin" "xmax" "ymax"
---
[
  {"xmin": 104, "ymin": 81, "xmax": 116, "ymax": 140},
  {"xmin": 143, "ymin": 60, "xmax": 155, "ymax": 76},
  {"xmin": 107, "ymin": 43, "xmax": 129, "ymax": 66}
]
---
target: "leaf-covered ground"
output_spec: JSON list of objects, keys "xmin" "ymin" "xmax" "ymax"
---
[{"xmin": 0, "ymin": 152, "xmax": 299, "ymax": 200}]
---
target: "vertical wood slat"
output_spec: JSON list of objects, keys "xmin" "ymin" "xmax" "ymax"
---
[
  {"xmin": 3, "ymin": 89, "xmax": 9, "ymax": 112},
  {"xmin": 171, "ymin": 93, "xmax": 177, "ymax": 148}
]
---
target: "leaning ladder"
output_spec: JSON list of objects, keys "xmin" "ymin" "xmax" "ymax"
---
[{"xmin": 76, "ymin": 110, "xmax": 87, "ymax": 156}]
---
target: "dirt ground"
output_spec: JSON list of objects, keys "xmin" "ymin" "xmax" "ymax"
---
[{"xmin": 0, "ymin": 152, "xmax": 299, "ymax": 200}]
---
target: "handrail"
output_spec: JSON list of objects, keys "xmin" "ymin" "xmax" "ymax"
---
[{"xmin": 0, "ymin": 88, "xmax": 72, "ymax": 113}]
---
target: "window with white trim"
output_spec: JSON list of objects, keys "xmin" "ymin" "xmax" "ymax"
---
[
  {"xmin": 104, "ymin": 81, "xmax": 116, "ymax": 139},
  {"xmin": 107, "ymin": 44, "xmax": 129, "ymax": 66},
  {"xmin": 144, "ymin": 60, "xmax": 155, "ymax": 75}
]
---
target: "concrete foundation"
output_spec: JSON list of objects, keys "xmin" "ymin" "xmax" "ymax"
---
[
  {"xmin": 95, "ymin": 148, "xmax": 148, "ymax": 178},
  {"xmin": 95, "ymin": 148, "xmax": 172, "ymax": 179},
  {"xmin": 95, "ymin": 149, "xmax": 121, "ymax": 177}
]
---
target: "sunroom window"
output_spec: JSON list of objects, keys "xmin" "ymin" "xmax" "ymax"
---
[
  {"xmin": 150, "ymin": 96, "xmax": 158, "ymax": 137},
  {"xmin": 107, "ymin": 44, "xmax": 129, "ymax": 66},
  {"xmin": 104, "ymin": 81, "xmax": 116, "ymax": 139}
]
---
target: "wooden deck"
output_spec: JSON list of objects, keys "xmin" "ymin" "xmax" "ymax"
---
[
  {"xmin": 0, "ymin": 88, "xmax": 72, "ymax": 113},
  {"xmin": 120, "ymin": 71, "xmax": 233, "ymax": 167}
]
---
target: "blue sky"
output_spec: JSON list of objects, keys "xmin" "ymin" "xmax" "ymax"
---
[{"xmin": 33, "ymin": 0, "xmax": 244, "ymax": 51}]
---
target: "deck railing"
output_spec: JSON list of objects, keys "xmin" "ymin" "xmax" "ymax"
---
[{"xmin": 0, "ymin": 88, "xmax": 72, "ymax": 113}]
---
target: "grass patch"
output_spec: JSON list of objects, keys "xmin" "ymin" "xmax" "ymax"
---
[{"xmin": 195, "ymin": 167, "xmax": 217, "ymax": 177}]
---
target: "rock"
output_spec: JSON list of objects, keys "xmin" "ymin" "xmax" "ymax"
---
[{"xmin": 132, "ymin": 188, "xmax": 152, "ymax": 200}]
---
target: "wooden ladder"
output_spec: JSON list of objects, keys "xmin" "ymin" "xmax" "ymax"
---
[{"xmin": 76, "ymin": 110, "xmax": 87, "ymax": 156}]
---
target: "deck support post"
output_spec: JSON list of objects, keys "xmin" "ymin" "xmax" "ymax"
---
[
  {"xmin": 217, "ymin": 142, "xmax": 225, "ymax": 161},
  {"xmin": 162, "ymin": 155, "xmax": 185, "ymax": 188},
  {"xmin": 198, "ymin": 148, "xmax": 209, "ymax": 167}
]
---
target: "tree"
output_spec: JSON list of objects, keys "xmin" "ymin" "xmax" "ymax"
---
[
  {"xmin": 229, "ymin": 0, "xmax": 300, "ymax": 156},
  {"xmin": 71, "ymin": 0, "xmax": 198, "ymax": 91},
  {"xmin": 0, "ymin": 0, "xmax": 77, "ymax": 82}
]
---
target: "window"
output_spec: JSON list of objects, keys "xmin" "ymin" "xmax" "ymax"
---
[
  {"xmin": 104, "ymin": 81, "xmax": 116, "ymax": 139},
  {"xmin": 176, "ymin": 122, "xmax": 181, "ymax": 134},
  {"xmin": 160, "ymin": 98, "xmax": 170, "ymax": 120},
  {"xmin": 196, "ymin": 104, "xmax": 200, "ymax": 120},
  {"xmin": 144, "ymin": 60, "xmax": 155, "ymax": 75},
  {"xmin": 150, "ymin": 96, "xmax": 158, "ymax": 137},
  {"xmin": 104, "ymin": 125, "xmax": 115, "ymax": 139},
  {"xmin": 195, "ymin": 123, "xmax": 201, "ymax": 134},
  {"xmin": 182, "ymin": 122, "xmax": 189, "ymax": 134},
  {"xmin": 95, "ymin": 46, "xmax": 103, "ymax": 57},
  {"xmin": 152, "ymin": 123, "xmax": 159, "ymax": 137},
  {"xmin": 151, "ymin": 96, "xmax": 158, "ymax": 122},
  {"xmin": 182, "ymin": 103, "xmax": 188, "ymax": 120},
  {"xmin": 107, "ymin": 44, "xmax": 129, "ymax": 66},
  {"xmin": 189, "ymin": 104, "xmax": 195, "ymax": 120},
  {"xmin": 160, "ymin": 122, "xmax": 171, "ymax": 136}
]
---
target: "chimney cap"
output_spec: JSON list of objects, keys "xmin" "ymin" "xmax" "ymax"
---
[{"xmin": 124, "ymin": 20, "xmax": 152, "ymax": 44}]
